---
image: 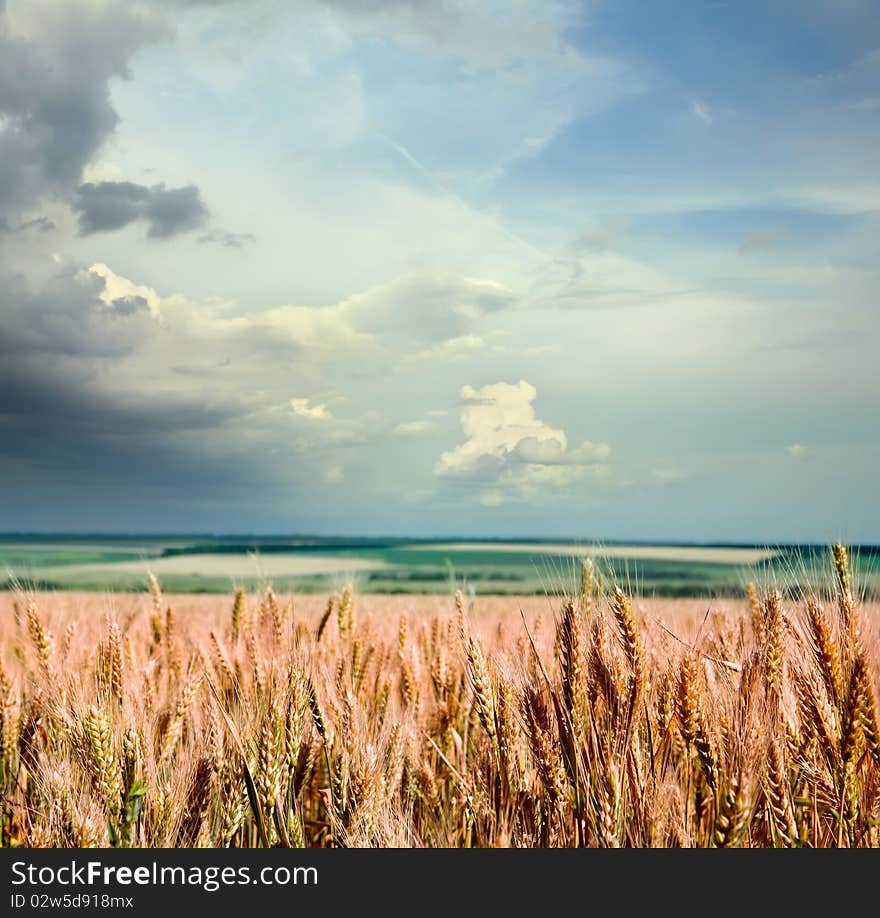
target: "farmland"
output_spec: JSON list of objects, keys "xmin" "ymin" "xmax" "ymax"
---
[{"xmin": 3, "ymin": 535, "xmax": 878, "ymax": 597}]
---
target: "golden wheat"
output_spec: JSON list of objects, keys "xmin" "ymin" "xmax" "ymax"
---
[{"xmin": 0, "ymin": 546, "xmax": 877, "ymax": 848}]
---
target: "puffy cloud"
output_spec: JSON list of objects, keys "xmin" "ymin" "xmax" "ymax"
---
[
  {"xmin": 73, "ymin": 181, "xmax": 209, "ymax": 238},
  {"xmin": 338, "ymin": 274, "xmax": 514, "ymax": 345},
  {"xmin": 511, "ymin": 436, "xmax": 610, "ymax": 466},
  {"xmin": 436, "ymin": 380, "xmax": 610, "ymax": 501},
  {"xmin": 291, "ymin": 398, "xmax": 331, "ymax": 420},
  {"xmin": 250, "ymin": 272, "xmax": 512, "ymax": 357},
  {"xmin": 90, "ymin": 263, "xmax": 162, "ymax": 317}
]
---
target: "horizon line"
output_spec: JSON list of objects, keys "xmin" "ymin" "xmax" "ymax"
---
[{"xmin": 0, "ymin": 532, "xmax": 876, "ymax": 550}]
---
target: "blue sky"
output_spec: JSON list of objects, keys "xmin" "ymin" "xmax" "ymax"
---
[{"xmin": 0, "ymin": 0, "xmax": 878, "ymax": 541}]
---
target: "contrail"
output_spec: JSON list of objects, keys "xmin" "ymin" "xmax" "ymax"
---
[{"xmin": 378, "ymin": 133, "xmax": 552, "ymax": 261}]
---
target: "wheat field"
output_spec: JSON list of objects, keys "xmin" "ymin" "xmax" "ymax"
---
[{"xmin": 1, "ymin": 545, "xmax": 878, "ymax": 848}]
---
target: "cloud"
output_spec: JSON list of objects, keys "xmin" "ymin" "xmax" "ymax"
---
[
  {"xmin": 394, "ymin": 419, "xmax": 435, "ymax": 436},
  {"xmin": 0, "ymin": 215, "xmax": 55, "ymax": 234},
  {"xmin": 414, "ymin": 334, "xmax": 485, "ymax": 361},
  {"xmin": 160, "ymin": 0, "xmax": 589, "ymax": 75},
  {"xmin": 0, "ymin": 263, "xmax": 159, "ymax": 360},
  {"xmin": 786, "ymin": 443, "xmax": 811, "ymax": 459},
  {"xmin": 290, "ymin": 398, "xmax": 331, "ymax": 420},
  {"xmin": 0, "ymin": 259, "xmax": 505, "ymax": 502},
  {"xmin": 318, "ymin": 0, "xmax": 587, "ymax": 72},
  {"xmin": 0, "ymin": 271, "xmax": 248, "ymax": 502},
  {"xmin": 73, "ymin": 181, "xmax": 209, "ymax": 238},
  {"xmin": 339, "ymin": 274, "xmax": 515, "ymax": 344},
  {"xmin": 0, "ymin": 258, "xmax": 344, "ymax": 514},
  {"xmin": 198, "ymin": 229, "xmax": 256, "ymax": 248},
  {"xmin": 107, "ymin": 294, "xmax": 151, "ymax": 317},
  {"xmin": 511, "ymin": 436, "xmax": 610, "ymax": 466},
  {"xmin": 691, "ymin": 98, "xmax": 713, "ymax": 125},
  {"xmin": 436, "ymin": 380, "xmax": 610, "ymax": 500},
  {"xmin": 0, "ymin": 1, "xmax": 167, "ymax": 216},
  {"xmin": 250, "ymin": 272, "xmax": 513, "ymax": 358},
  {"xmin": 90, "ymin": 263, "xmax": 163, "ymax": 317}
]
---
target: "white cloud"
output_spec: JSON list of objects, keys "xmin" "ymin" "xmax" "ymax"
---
[
  {"xmin": 414, "ymin": 334, "xmax": 485, "ymax": 361},
  {"xmin": 290, "ymin": 398, "xmax": 331, "ymax": 420},
  {"xmin": 89, "ymin": 263, "xmax": 163, "ymax": 317},
  {"xmin": 256, "ymin": 273, "xmax": 512, "ymax": 358},
  {"xmin": 436, "ymin": 380, "xmax": 610, "ymax": 499},
  {"xmin": 691, "ymin": 97, "xmax": 713, "ymax": 125},
  {"xmin": 786, "ymin": 443, "xmax": 811, "ymax": 459},
  {"xmin": 81, "ymin": 161, "xmax": 123, "ymax": 183},
  {"xmin": 341, "ymin": 274, "xmax": 514, "ymax": 343},
  {"xmin": 394, "ymin": 420, "xmax": 435, "ymax": 436},
  {"xmin": 326, "ymin": 0, "xmax": 589, "ymax": 73}
]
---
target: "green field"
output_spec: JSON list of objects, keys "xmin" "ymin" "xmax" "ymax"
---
[{"xmin": 2, "ymin": 535, "xmax": 878, "ymax": 597}]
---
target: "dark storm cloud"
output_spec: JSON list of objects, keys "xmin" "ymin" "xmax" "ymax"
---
[
  {"xmin": 141, "ymin": 184, "xmax": 209, "ymax": 238},
  {"xmin": 73, "ymin": 181, "xmax": 209, "ymax": 238},
  {"xmin": 0, "ymin": 356, "xmax": 251, "ymax": 490},
  {"xmin": 72, "ymin": 182, "xmax": 150, "ymax": 234},
  {"xmin": 0, "ymin": 260, "xmax": 256, "ymax": 492},
  {"xmin": 0, "ymin": 265, "xmax": 152, "ymax": 359},
  {"xmin": 0, "ymin": 3, "xmax": 167, "ymax": 218},
  {"xmin": 0, "ymin": 0, "xmax": 436, "ymax": 530},
  {"xmin": 0, "ymin": 0, "xmax": 184, "ymax": 480},
  {"xmin": 0, "ymin": 262, "xmax": 314, "ymax": 523}
]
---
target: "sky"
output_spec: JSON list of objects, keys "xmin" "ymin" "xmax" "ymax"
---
[{"xmin": 0, "ymin": 0, "xmax": 878, "ymax": 542}]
